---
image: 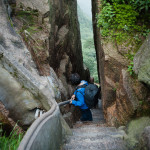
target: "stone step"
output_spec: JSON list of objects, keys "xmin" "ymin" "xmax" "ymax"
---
[
  {"xmin": 71, "ymin": 130, "xmax": 126, "ymax": 138},
  {"xmin": 73, "ymin": 122, "xmax": 106, "ymax": 129},
  {"xmin": 72, "ymin": 126, "xmax": 117, "ymax": 133},
  {"xmin": 63, "ymin": 107, "xmax": 127, "ymax": 150},
  {"xmin": 67, "ymin": 134, "xmax": 125, "ymax": 146},
  {"xmin": 64, "ymin": 137, "xmax": 127, "ymax": 150}
]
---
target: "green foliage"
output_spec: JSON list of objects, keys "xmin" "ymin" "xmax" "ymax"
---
[
  {"xmin": 97, "ymin": 0, "xmax": 150, "ymax": 44},
  {"xmin": 97, "ymin": 3, "xmax": 114, "ymax": 37},
  {"xmin": 139, "ymin": 100, "xmax": 143, "ymax": 105},
  {"xmin": 0, "ymin": 124, "xmax": 23, "ymax": 150},
  {"xmin": 126, "ymin": 53, "xmax": 135, "ymax": 76},
  {"xmin": 82, "ymin": 38, "xmax": 99, "ymax": 83},
  {"xmin": 129, "ymin": 0, "xmax": 150, "ymax": 12},
  {"xmin": 102, "ymin": 0, "xmax": 150, "ymax": 12},
  {"xmin": 97, "ymin": 2, "xmax": 140, "ymax": 40},
  {"xmin": 113, "ymin": 3, "xmax": 139, "ymax": 30},
  {"xmin": 127, "ymin": 61, "xmax": 134, "ymax": 75}
]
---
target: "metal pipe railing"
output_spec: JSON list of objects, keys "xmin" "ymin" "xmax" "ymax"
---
[{"xmin": 58, "ymin": 100, "xmax": 71, "ymax": 106}]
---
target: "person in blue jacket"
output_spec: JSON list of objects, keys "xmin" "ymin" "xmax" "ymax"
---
[{"xmin": 70, "ymin": 73, "xmax": 93, "ymax": 121}]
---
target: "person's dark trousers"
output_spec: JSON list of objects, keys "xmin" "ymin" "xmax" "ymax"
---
[{"xmin": 80, "ymin": 109, "xmax": 93, "ymax": 121}]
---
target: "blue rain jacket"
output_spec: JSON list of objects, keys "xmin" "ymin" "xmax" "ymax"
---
[{"xmin": 72, "ymin": 80, "xmax": 89, "ymax": 110}]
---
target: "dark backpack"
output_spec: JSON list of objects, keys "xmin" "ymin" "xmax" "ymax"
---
[{"xmin": 76, "ymin": 84, "xmax": 101, "ymax": 109}]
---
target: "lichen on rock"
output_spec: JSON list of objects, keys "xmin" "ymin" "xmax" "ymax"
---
[
  {"xmin": 126, "ymin": 117, "xmax": 150, "ymax": 149},
  {"xmin": 134, "ymin": 34, "xmax": 150, "ymax": 87}
]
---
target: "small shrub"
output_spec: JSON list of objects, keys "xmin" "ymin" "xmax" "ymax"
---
[
  {"xmin": 97, "ymin": 0, "xmax": 150, "ymax": 48},
  {"xmin": 126, "ymin": 53, "xmax": 135, "ymax": 76},
  {"xmin": 129, "ymin": 0, "xmax": 150, "ymax": 12},
  {"xmin": 97, "ymin": 2, "xmax": 140, "ymax": 42}
]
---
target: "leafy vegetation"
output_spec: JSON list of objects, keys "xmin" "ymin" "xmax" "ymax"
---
[
  {"xmin": 0, "ymin": 124, "xmax": 23, "ymax": 150},
  {"xmin": 97, "ymin": 0, "xmax": 150, "ymax": 45},
  {"xmin": 126, "ymin": 53, "xmax": 135, "ymax": 76},
  {"xmin": 77, "ymin": 5, "xmax": 99, "ymax": 83}
]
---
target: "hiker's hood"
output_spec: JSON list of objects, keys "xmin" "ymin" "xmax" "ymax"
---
[{"xmin": 80, "ymin": 80, "xmax": 88, "ymax": 85}]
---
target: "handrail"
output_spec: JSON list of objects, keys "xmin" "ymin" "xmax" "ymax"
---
[
  {"xmin": 58, "ymin": 100, "xmax": 71, "ymax": 106},
  {"xmin": 18, "ymin": 99, "xmax": 73, "ymax": 150},
  {"xmin": 18, "ymin": 103, "xmax": 57, "ymax": 150}
]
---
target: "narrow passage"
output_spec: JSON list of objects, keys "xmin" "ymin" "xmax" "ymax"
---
[{"xmin": 63, "ymin": 100, "xmax": 127, "ymax": 150}]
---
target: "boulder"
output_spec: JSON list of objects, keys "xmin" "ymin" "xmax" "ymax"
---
[
  {"xmin": 133, "ymin": 34, "xmax": 150, "ymax": 86},
  {"xmin": 126, "ymin": 117, "xmax": 150, "ymax": 149},
  {"xmin": 0, "ymin": 65, "xmax": 42, "ymax": 128}
]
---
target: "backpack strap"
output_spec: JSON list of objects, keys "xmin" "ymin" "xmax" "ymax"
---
[
  {"xmin": 76, "ymin": 90, "xmax": 83, "ymax": 96},
  {"xmin": 75, "ymin": 84, "xmax": 87, "ymax": 96},
  {"xmin": 76, "ymin": 84, "xmax": 87, "ymax": 90}
]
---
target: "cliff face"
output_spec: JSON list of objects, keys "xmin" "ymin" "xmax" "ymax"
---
[
  {"xmin": 92, "ymin": 0, "xmax": 150, "ymax": 126},
  {"xmin": 15, "ymin": 0, "xmax": 89, "ymax": 100},
  {"xmin": 103, "ymin": 39, "xmax": 150, "ymax": 126},
  {"xmin": 0, "ymin": 0, "xmax": 55, "ymax": 129},
  {"xmin": 49, "ymin": 0, "xmax": 89, "ymax": 86},
  {"xmin": 49, "ymin": 0, "xmax": 81, "ymax": 71},
  {"xmin": 92, "ymin": 0, "xmax": 105, "ymax": 96}
]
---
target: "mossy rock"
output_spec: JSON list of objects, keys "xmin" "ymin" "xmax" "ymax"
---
[{"xmin": 126, "ymin": 117, "xmax": 150, "ymax": 149}]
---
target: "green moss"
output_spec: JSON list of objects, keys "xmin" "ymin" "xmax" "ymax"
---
[
  {"xmin": 0, "ymin": 53, "xmax": 3, "ymax": 60},
  {"xmin": 16, "ymin": 8, "xmax": 41, "ymax": 36},
  {"xmin": 22, "ymin": 85, "xmax": 25, "ymax": 89},
  {"xmin": 13, "ymin": 71, "xmax": 18, "ymax": 78},
  {"xmin": 126, "ymin": 117, "xmax": 150, "ymax": 149},
  {"xmin": 26, "ymin": 26, "xmax": 41, "ymax": 35},
  {"xmin": 16, "ymin": 9, "xmax": 38, "ymax": 24}
]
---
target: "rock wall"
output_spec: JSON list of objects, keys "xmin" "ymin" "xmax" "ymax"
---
[
  {"xmin": 49, "ymin": 0, "xmax": 90, "ymax": 83},
  {"xmin": 93, "ymin": 0, "xmax": 150, "ymax": 126},
  {"xmin": 103, "ymin": 37, "xmax": 150, "ymax": 126},
  {"xmin": 0, "ymin": 0, "xmax": 67, "ymax": 129},
  {"xmin": 134, "ymin": 34, "xmax": 150, "ymax": 87},
  {"xmin": 0, "ymin": 0, "xmax": 90, "ymax": 129},
  {"xmin": 15, "ymin": 0, "xmax": 90, "ymax": 100}
]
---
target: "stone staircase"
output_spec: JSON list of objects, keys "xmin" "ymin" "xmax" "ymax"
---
[{"xmin": 63, "ymin": 100, "xmax": 127, "ymax": 150}]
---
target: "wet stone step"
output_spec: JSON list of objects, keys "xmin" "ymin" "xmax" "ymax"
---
[
  {"xmin": 72, "ymin": 126, "xmax": 117, "ymax": 132},
  {"xmin": 63, "ymin": 107, "xmax": 127, "ymax": 150},
  {"xmin": 67, "ymin": 133, "xmax": 125, "ymax": 143},
  {"xmin": 64, "ymin": 137, "xmax": 127, "ymax": 150},
  {"xmin": 71, "ymin": 130, "xmax": 125, "ymax": 138}
]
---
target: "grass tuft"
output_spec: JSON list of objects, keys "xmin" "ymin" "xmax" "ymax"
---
[{"xmin": 0, "ymin": 123, "xmax": 24, "ymax": 150}]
